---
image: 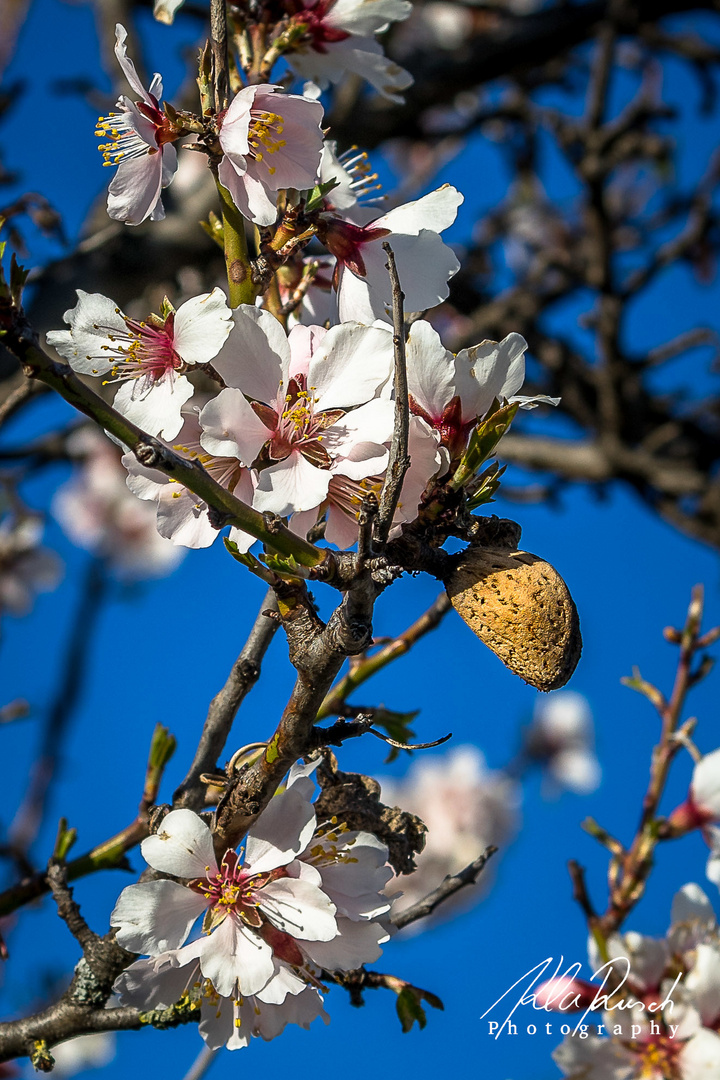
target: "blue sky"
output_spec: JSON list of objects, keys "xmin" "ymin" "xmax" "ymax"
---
[{"xmin": 1, "ymin": 4, "xmax": 720, "ymax": 1078}]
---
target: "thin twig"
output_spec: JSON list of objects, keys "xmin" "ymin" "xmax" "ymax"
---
[
  {"xmin": 9, "ymin": 559, "xmax": 107, "ymax": 856},
  {"xmin": 181, "ymin": 1046, "xmax": 219, "ymax": 1080},
  {"xmin": 391, "ymin": 847, "xmax": 498, "ymax": 930},
  {"xmin": 174, "ymin": 589, "xmax": 280, "ymax": 810},
  {"xmin": 374, "ymin": 243, "xmax": 410, "ymax": 547},
  {"xmin": 209, "ymin": 0, "xmax": 229, "ymax": 113},
  {"xmin": 317, "ymin": 593, "xmax": 451, "ymax": 720}
]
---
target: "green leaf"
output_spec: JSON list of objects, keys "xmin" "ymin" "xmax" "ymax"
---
[
  {"xmin": 466, "ymin": 461, "xmax": 507, "ymax": 510},
  {"xmin": 53, "ymin": 817, "xmax": 78, "ymax": 863},
  {"xmin": 394, "ymin": 985, "xmax": 443, "ymax": 1033},
  {"xmin": 304, "ymin": 177, "xmax": 340, "ymax": 214},
  {"xmin": 200, "ymin": 212, "xmax": 225, "ymax": 250},
  {"xmin": 450, "ymin": 401, "xmax": 519, "ymax": 492},
  {"xmin": 159, "ymin": 296, "xmax": 176, "ymax": 320}
]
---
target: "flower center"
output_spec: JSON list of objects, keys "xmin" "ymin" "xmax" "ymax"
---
[
  {"xmin": 191, "ymin": 850, "xmax": 275, "ymax": 930},
  {"xmin": 264, "ymin": 376, "xmax": 345, "ymax": 467},
  {"xmin": 635, "ymin": 1036, "xmax": 680, "ymax": 1079},
  {"xmin": 96, "ymin": 100, "xmax": 176, "ymax": 166},
  {"xmin": 292, "ymin": 0, "xmax": 351, "ymax": 51},
  {"xmin": 248, "ymin": 111, "xmax": 287, "ymax": 175},
  {"xmin": 94, "ymin": 312, "xmax": 182, "ymax": 387},
  {"xmin": 320, "ymin": 219, "xmax": 391, "ymax": 278}
]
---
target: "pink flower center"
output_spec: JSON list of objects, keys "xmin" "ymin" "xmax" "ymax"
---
[
  {"xmin": 190, "ymin": 850, "xmax": 277, "ymax": 930},
  {"xmin": 94, "ymin": 312, "xmax": 183, "ymax": 387},
  {"xmin": 96, "ymin": 95, "xmax": 177, "ymax": 167},
  {"xmin": 291, "ymin": 0, "xmax": 352, "ymax": 51},
  {"xmin": 632, "ymin": 1033, "xmax": 681, "ymax": 1078},
  {"xmin": 255, "ymin": 375, "xmax": 345, "ymax": 468},
  {"xmin": 320, "ymin": 218, "xmax": 391, "ymax": 278}
]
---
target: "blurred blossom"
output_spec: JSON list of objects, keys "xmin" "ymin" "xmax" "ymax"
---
[
  {"xmin": 552, "ymin": 884, "xmax": 720, "ymax": 1078},
  {"xmin": 53, "ymin": 427, "xmax": 184, "ymax": 579},
  {"xmin": 381, "ymin": 746, "xmax": 521, "ymax": 926},
  {"xmin": 526, "ymin": 691, "xmax": 601, "ymax": 795},
  {"xmin": 45, "ymin": 1033, "xmax": 116, "ymax": 1077},
  {"xmin": 0, "ymin": 514, "xmax": 61, "ymax": 619}
]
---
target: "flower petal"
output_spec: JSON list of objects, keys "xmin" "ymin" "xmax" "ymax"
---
[
  {"xmin": 111, "ymin": 879, "xmax": 207, "ymax": 954},
  {"xmin": 141, "ymin": 808, "xmax": 218, "ymax": 877}
]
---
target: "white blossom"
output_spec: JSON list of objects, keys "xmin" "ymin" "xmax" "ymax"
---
[
  {"xmin": 95, "ymin": 25, "xmax": 179, "ymax": 225},
  {"xmin": 381, "ymin": 746, "xmax": 520, "ymax": 926},
  {"xmin": 46, "ymin": 289, "xmax": 232, "ymax": 440},
  {"xmin": 218, "ymin": 86, "xmax": 325, "ymax": 225},
  {"xmin": 286, "ymin": 0, "xmax": 413, "ymax": 102},
  {"xmin": 527, "ymin": 691, "xmax": 601, "ymax": 795}
]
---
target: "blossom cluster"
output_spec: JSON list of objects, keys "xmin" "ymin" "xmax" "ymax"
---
[
  {"xmin": 111, "ymin": 760, "xmax": 394, "ymax": 1050},
  {"xmin": 546, "ymin": 884, "xmax": 720, "ymax": 1079}
]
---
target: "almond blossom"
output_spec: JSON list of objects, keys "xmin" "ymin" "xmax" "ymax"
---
[
  {"xmin": 320, "ymin": 184, "xmax": 464, "ymax": 323},
  {"xmin": 381, "ymin": 746, "xmax": 520, "ymax": 928},
  {"xmin": 0, "ymin": 515, "xmax": 61, "ymax": 619},
  {"xmin": 666, "ymin": 749, "xmax": 720, "ymax": 889},
  {"xmin": 199, "ymin": 307, "xmax": 394, "ymax": 518},
  {"xmin": 110, "ymin": 760, "xmax": 392, "ymax": 1007},
  {"xmin": 404, "ymin": 318, "xmax": 559, "ymax": 458},
  {"xmin": 285, "ymin": 0, "xmax": 413, "ymax": 102},
  {"xmin": 96, "ymin": 25, "xmax": 179, "ymax": 225},
  {"xmin": 526, "ymin": 691, "xmax": 601, "ymax": 795},
  {"xmin": 46, "ymin": 289, "xmax": 232, "ymax": 440},
  {"xmin": 53, "ymin": 427, "xmax": 183, "ymax": 577},
  {"xmin": 550, "ymin": 884, "xmax": 720, "ymax": 1080},
  {"xmin": 114, "ymin": 949, "xmax": 329, "ymax": 1051},
  {"xmin": 217, "ymin": 85, "xmax": 324, "ymax": 225},
  {"xmin": 121, "ymin": 413, "xmax": 256, "ymax": 551}
]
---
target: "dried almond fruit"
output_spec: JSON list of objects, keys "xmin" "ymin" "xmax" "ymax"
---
[{"xmin": 445, "ymin": 545, "xmax": 582, "ymax": 691}]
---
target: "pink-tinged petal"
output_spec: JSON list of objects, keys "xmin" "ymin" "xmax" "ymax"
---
[
  {"xmin": 325, "ymin": 503, "xmax": 363, "ymax": 549},
  {"xmin": 199, "ymin": 387, "xmax": 270, "ymax": 463},
  {"xmin": 218, "ymin": 159, "xmax": 278, "ymax": 226},
  {"xmin": 111, "ymin": 879, "xmax": 207, "ymax": 954},
  {"xmin": 454, "ymin": 332, "xmax": 528, "ymax": 423},
  {"xmin": 253, "ymin": 453, "xmax": 331, "ymax": 516},
  {"xmin": 289, "ymin": 507, "xmax": 320, "ymax": 542},
  {"xmin": 693, "ymin": 749, "xmax": 720, "ymax": 818},
  {"xmin": 377, "ymin": 185, "xmax": 463, "ymax": 236},
  {"xmin": 113, "ymin": 372, "xmax": 194, "ymax": 441},
  {"xmin": 260, "ymin": 877, "xmax": 337, "ymax": 941},
  {"xmin": 172, "ymin": 289, "xmax": 233, "ymax": 366},
  {"xmin": 141, "ymin": 808, "xmax": 218, "ymax": 878},
  {"xmin": 243, "ymin": 92, "xmax": 324, "ymax": 192},
  {"xmin": 114, "ymin": 24, "xmax": 158, "ymax": 102},
  {"xmin": 199, "ymin": 914, "xmax": 274, "ymax": 997},
  {"xmin": 288, "ymin": 324, "xmax": 328, "ymax": 380},
  {"xmin": 161, "ymin": 142, "xmax": 177, "ymax": 186},
  {"xmin": 405, "ymin": 319, "xmax": 455, "ymax": 422},
  {"xmin": 679, "ymin": 1028, "xmax": 720, "ymax": 1079},
  {"xmin": 245, "ymin": 785, "xmax": 317, "ymax": 874},
  {"xmin": 392, "ymin": 415, "xmax": 443, "ymax": 526},
  {"xmin": 326, "ymin": 0, "xmax": 412, "ymax": 34},
  {"xmin": 309, "ymin": 322, "xmax": 394, "ymax": 411},
  {"xmin": 330, "ymin": 441, "xmax": 388, "ymax": 482},
  {"xmin": 107, "ymin": 151, "xmax": 164, "ymax": 226},
  {"xmin": 214, "ymin": 306, "xmax": 290, "ymax": 400},
  {"xmin": 218, "ymin": 87, "xmax": 254, "ymax": 156},
  {"xmin": 46, "ymin": 292, "xmax": 125, "ymax": 375},
  {"xmin": 303, "ymin": 916, "xmax": 388, "ymax": 969}
]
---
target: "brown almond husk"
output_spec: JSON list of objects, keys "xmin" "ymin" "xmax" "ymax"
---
[{"xmin": 445, "ymin": 545, "xmax": 582, "ymax": 691}]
